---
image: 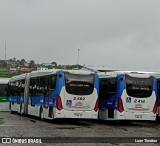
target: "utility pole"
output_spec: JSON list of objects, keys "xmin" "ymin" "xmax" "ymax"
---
[
  {"xmin": 77, "ymin": 49, "xmax": 80, "ymax": 69},
  {"xmin": 5, "ymin": 41, "xmax": 6, "ymax": 61}
]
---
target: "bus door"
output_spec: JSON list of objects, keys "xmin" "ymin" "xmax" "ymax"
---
[
  {"xmin": 124, "ymin": 75, "xmax": 153, "ymax": 114},
  {"xmin": 24, "ymin": 73, "xmax": 30, "ymax": 114},
  {"xmin": 99, "ymin": 77, "xmax": 118, "ymax": 119},
  {"xmin": 0, "ymin": 84, "xmax": 8, "ymax": 102},
  {"xmin": 30, "ymin": 78, "xmax": 38, "ymax": 107},
  {"xmin": 43, "ymin": 76, "xmax": 50, "ymax": 108},
  {"xmin": 64, "ymin": 72, "xmax": 95, "ymax": 111},
  {"xmin": 47, "ymin": 75, "xmax": 56, "ymax": 118},
  {"xmin": 42, "ymin": 75, "xmax": 56, "ymax": 107},
  {"xmin": 16, "ymin": 80, "xmax": 21, "ymax": 105}
]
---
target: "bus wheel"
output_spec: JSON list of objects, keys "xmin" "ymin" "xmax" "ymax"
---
[{"xmin": 40, "ymin": 107, "xmax": 44, "ymax": 120}]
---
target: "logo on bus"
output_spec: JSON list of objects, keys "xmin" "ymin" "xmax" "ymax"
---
[{"xmin": 126, "ymin": 97, "xmax": 131, "ymax": 103}]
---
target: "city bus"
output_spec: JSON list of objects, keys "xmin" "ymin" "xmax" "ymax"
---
[
  {"xmin": 156, "ymin": 76, "xmax": 160, "ymax": 118},
  {"xmin": 0, "ymin": 78, "xmax": 10, "ymax": 111},
  {"xmin": 8, "ymin": 69, "xmax": 99, "ymax": 119},
  {"xmin": 98, "ymin": 72, "xmax": 157, "ymax": 121}
]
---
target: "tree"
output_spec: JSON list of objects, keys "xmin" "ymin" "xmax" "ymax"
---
[
  {"xmin": 29, "ymin": 60, "xmax": 35, "ymax": 68},
  {"xmin": 0, "ymin": 60, "xmax": 7, "ymax": 67},
  {"xmin": 48, "ymin": 65, "xmax": 54, "ymax": 69},
  {"xmin": 20, "ymin": 59, "xmax": 26, "ymax": 65},
  {"xmin": 51, "ymin": 62, "xmax": 57, "ymax": 67},
  {"xmin": 13, "ymin": 57, "xmax": 16, "ymax": 62},
  {"xmin": 17, "ymin": 60, "xmax": 20, "ymax": 65},
  {"xmin": 8, "ymin": 59, "xmax": 14, "ymax": 62}
]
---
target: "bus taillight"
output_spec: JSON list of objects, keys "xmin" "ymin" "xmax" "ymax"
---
[
  {"xmin": 118, "ymin": 98, "xmax": 124, "ymax": 112},
  {"xmin": 153, "ymin": 101, "xmax": 157, "ymax": 114},
  {"xmin": 94, "ymin": 99, "xmax": 98, "ymax": 112},
  {"xmin": 56, "ymin": 95, "xmax": 63, "ymax": 111}
]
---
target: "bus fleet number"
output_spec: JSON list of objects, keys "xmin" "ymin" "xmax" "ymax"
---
[
  {"xmin": 73, "ymin": 97, "xmax": 85, "ymax": 100},
  {"xmin": 134, "ymin": 99, "xmax": 145, "ymax": 103}
]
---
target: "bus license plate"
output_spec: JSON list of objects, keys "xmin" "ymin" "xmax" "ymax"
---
[
  {"xmin": 135, "ymin": 115, "xmax": 142, "ymax": 119},
  {"xmin": 74, "ymin": 113, "xmax": 83, "ymax": 117}
]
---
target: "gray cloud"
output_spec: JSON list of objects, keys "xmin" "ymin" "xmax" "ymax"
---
[{"xmin": 0, "ymin": 0, "xmax": 160, "ymax": 71}]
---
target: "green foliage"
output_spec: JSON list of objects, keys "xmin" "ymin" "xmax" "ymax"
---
[
  {"xmin": 29, "ymin": 60, "xmax": 35, "ymax": 68},
  {"xmin": 0, "ymin": 60, "xmax": 7, "ymax": 67},
  {"xmin": 0, "ymin": 67, "xmax": 20, "ymax": 77},
  {"xmin": 0, "ymin": 58, "xmax": 82, "ymax": 77}
]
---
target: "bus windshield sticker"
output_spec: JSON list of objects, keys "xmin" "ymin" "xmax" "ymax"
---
[{"xmin": 126, "ymin": 97, "xmax": 131, "ymax": 103}]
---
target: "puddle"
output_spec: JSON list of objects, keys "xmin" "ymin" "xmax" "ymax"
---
[{"xmin": 0, "ymin": 118, "xmax": 4, "ymax": 124}]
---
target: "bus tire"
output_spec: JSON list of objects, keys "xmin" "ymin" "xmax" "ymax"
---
[{"xmin": 40, "ymin": 107, "xmax": 44, "ymax": 120}]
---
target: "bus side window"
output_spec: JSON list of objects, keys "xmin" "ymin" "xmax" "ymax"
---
[
  {"xmin": 39, "ymin": 77, "xmax": 45, "ymax": 96},
  {"xmin": 36, "ymin": 77, "xmax": 40, "ymax": 96},
  {"xmin": 45, "ymin": 75, "xmax": 56, "ymax": 97},
  {"xmin": 13, "ymin": 82, "xmax": 16, "ymax": 96},
  {"xmin": 21, "ymin": 79, "xmax": 25, "ymax": 96},
  {"xmin": 9, "ymin": 83, "xmax": 12, "ymax": 96},
  {"xmin": 17, "ymin": 81, "xmax": 20, "ymax": 96},
  {"xmin": 44, "ymin": 76, "xmax": 49, "ymax": 97},
  {"xmin": 48, "ymin": 75, "xmax": 56, "ymax": 95},
  {"xmin": 33, "ymin": 78, "xmax": 37, "ymax": 96},
  {"xmin": 29, "ymin": 79, "xmax": 33, "ymax": 97}
]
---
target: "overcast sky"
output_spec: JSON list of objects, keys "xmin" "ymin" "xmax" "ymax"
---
[{"xmin": 0, "ymin": 0, "xmax": 160, "ymax": 71}]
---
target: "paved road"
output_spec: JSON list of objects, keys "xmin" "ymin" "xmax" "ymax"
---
[{"xmin": 0, "ymin": 112, "xmax": 160, "ymax": 146}]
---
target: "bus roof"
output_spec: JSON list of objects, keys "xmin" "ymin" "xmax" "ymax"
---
[
  {"xmin": 0, "ymin": 78, "xmax": 10, "ymax": 84},
  {"xmin": 98, "ymin": 71, "xmax": 153, "ymax": 78},
  {"xmin": 64, "ymin": 69, "xmax": 95, "ymax": 75},
  {"xmin": 9, "ymin": 69, "xmax": 95, "ymax": 82},
  {"xmin": 9, "ymin": 74, "xmax": 27, "ymax": 82}
]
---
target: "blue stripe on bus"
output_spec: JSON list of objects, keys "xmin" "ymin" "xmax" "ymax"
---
[{"xmin": 94, "ymin": 73, "xmax": 99, "ymax": 97}]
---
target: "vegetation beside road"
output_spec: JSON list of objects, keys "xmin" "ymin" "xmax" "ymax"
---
[{"xmin": 0, "ymin": 58, "xmax": 82, "ymax": 77}]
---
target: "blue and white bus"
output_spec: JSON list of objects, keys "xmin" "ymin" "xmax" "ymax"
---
[
  {"xmin": 0, "ymin": 78, "xmax": 10, "ymax": 111},
  {"xmin": 8, "ymin": 69, "xmax": 99, "ymax": 119},
  {"xmin": 98, "ymin": 72, "xmax": 157, "ymax": 121},
  {"xmin": 156, "ymin": 76, "xmax": 160, "ymax": 118}
]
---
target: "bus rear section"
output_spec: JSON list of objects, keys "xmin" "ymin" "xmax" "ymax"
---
[
  {"xmin": 54, "ymin": 70, "xmax": 99, "ymax": 119},
  {"xmin": 98, "ymin": 73, "xmax": 157, "ymax": 121},
  {"xmin": 118, "ymin": 74, "xmax": 157, "ymax": 121},
  {"xmin": 0, "ymin": 78, "xmax": 10, "ymax": 111},
  {"xmin": 156, "ymin": 77, "xmax": 160, "ymax": 118}
]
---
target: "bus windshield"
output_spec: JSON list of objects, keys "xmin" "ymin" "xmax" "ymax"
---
[
  {"xmin": 0, "ymin": 84, "xmax": 8, "ymax": 96},
  {"xmin": 99, "ymin": 78, "xmax": 117, "ymax": 99},
  {"xmin": 125, "ymin": 75, "xmax": 152, "ymax": 98},
  {"xmin": 65, "ymin": 72, "xmax": 94, "ymax": 95}
]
